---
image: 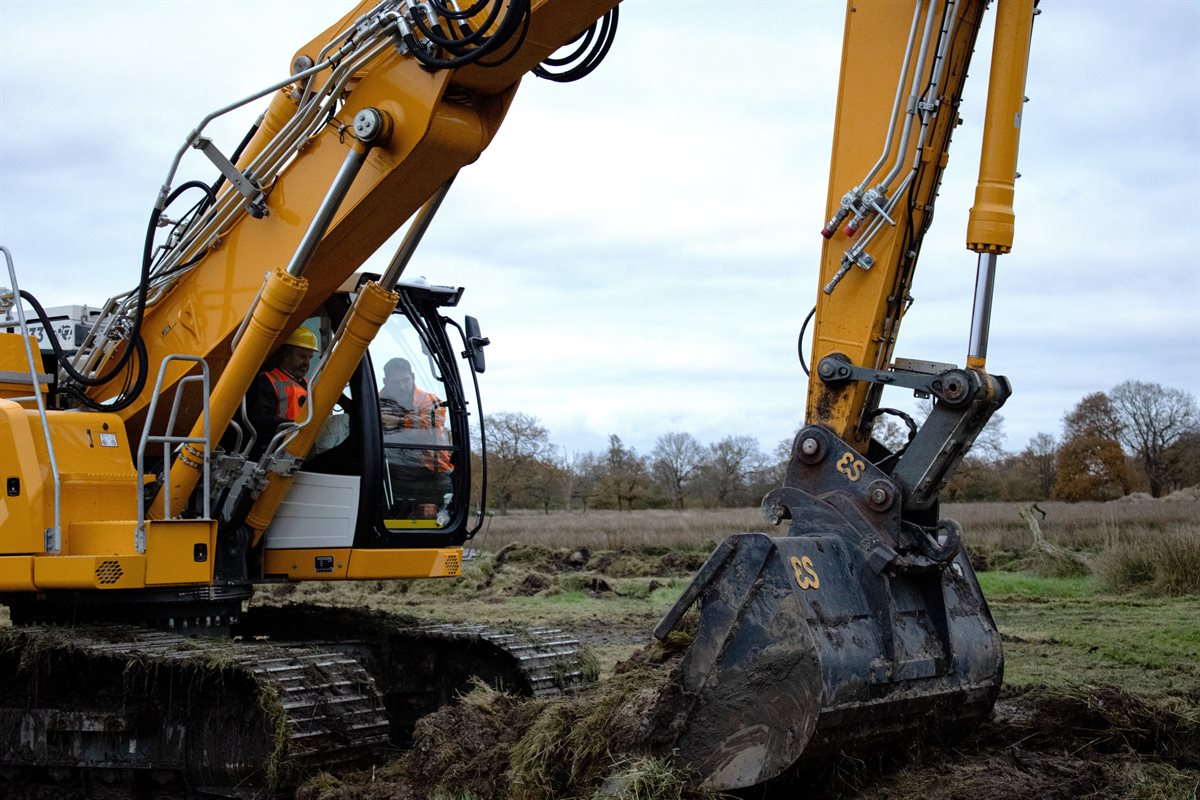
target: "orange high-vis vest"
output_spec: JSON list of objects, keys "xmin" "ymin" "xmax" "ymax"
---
[
  {"xmin": 394, "ymin": 387, "xmax": 452, "ymax": 473},
  {"xmin": 263, "ymin": 367, "xmax": 308, "ymax": 421}
]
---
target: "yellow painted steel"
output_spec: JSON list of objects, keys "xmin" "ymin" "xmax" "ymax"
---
[
  {"xmin": 384, "ymin": 520, "xmax": 444, "ymax": 530},
  {"xmin": 0, "ymin": 400, "xmax": 46, "ymax": 554},
  {"xmin": 262, "ymin": 548, "xmax": 351, "ymax": 580},
  {"xmin": 67, "ymin": 521, "xmax": 138, "ymax": 555},
  {"xmin": 38, "ymin": 411, "xmax": 137, "ymax": 527},
  {"xmin": 0, "ymin": 333, "xmax": 47, "ymax": 401},
  {"xmin": 144, "ymin": 519, "xmax": 217, "ymax": 585},
  {"xmin": 151, "ymin": 267, "xmax": 308, "ymax": 520},
  {"xmin": 346, "ymin": 547, "xmax": 463, "ymax": 580},
  {"xmin": 246, "ymin": 280, "xmax": 399, "ymax": 542},
  {"xmin": 33, "ymin": 554, "xmax": 145, "ymax": 590},
  {"xmin": 262, "ymin": 547, "xmax": 463, "ymax": 581},
  {"xmin": 807, "ymin": 1, "xmax": 996, "ymax": 451},
  {"xmin": 0, "ymin": 556, "xmax": 35, "ymax": 591},
  {"xmin": 967, "ymin": 0, "xmax": 1036, "ymax": 254}
]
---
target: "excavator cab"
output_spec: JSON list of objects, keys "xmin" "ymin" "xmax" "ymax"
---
[{"xmin": 256, "ymin": 276, "xmax": 485, "ymax": 581}]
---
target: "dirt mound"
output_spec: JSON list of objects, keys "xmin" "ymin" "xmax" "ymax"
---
[
  {"xmin": 857, "ymin": 684, "xmax": 1200, "ymax": 800},
  {"xmin": 1112, "ymin": 485, "xmax": 1200, "ymax": 504},
  {"xmin": 296, "ymin": 632, "xmax": 696, "ymax": 800},
  {"xmin": 490, "ymin": 543, "xmax": 709, "ymax": 579},
  {"xmin": 1163, "ymin": 485, "xmax": 1200, "ymax": 502},
  {"xmin": 296, "ymin": 675, "xmax": 1200, "ymax": 800}
]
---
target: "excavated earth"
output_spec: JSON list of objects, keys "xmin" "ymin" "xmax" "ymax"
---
[
  {"xmin": 3, "ymin": 542, "xmax": 1198, "ymax": 799},
  {"xmin": 293, "ymin": 640, "xmax": 1200, "ymax": 800},
  {"xmin": 287, "ymin": 544, "xmax": 1199, "ymax": 800}
]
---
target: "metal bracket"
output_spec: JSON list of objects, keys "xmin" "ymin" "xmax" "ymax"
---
[
  {"xmin": 265, "ymin": 453, "xmax": 303, "ymax": 478},
  {"xmin": 192, "ymin": 137, "xmax": 268, "ymax": 218},
  {"xmin": 816, "ymin": 354, "xmax": 974, "ymax": 406}
]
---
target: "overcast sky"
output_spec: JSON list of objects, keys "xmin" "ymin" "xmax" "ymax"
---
[{"xmin": 1, "ymin": 1, "xmax": 1198, "ymax": 461}]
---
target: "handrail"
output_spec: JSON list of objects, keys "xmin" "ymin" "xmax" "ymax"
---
[
  {"xmin": 136, "ymin": 355, "xmax": 211, "ymax": 552},
  {"xmin": 0, "ymin": 246, "xmax": 61, "ymax": 554}
]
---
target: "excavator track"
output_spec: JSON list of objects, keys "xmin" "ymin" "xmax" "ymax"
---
[{"xmin": 0, "ymin": 604, "xmax": 593, "ymax": 798}]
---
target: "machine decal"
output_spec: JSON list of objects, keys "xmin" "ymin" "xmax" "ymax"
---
[
  {"xmin": 836, "ymin": 451, "xmax": 866, "ymax": 482},
  {"xmin": 790, "ymin": 555, "xmax": 821, "ymax": 590}
]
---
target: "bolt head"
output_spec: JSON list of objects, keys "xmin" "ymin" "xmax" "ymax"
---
[
  {"xmin": 353, "ymin": 109, "xmax": 382, "ymax": 140},
  {"xmin": 866, "ymin": 479, "xmax": 895, "ymax": 511},
  {"xmin": 801, "ymin": 437, "xmax": 820, "ymax": 456}
]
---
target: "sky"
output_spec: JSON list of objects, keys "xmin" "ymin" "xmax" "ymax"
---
[{"xmin": 1, "ymin": 1, "xmax": 1198, "ymax": 461}]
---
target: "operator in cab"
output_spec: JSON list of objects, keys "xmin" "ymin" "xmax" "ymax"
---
[
  {"xmin": 379, "ymin": 357, "xmax": 452, "ymax": 517},
  {"xmin": 247, "ymin": 327, "xmax": 318, "ymax": 458}
]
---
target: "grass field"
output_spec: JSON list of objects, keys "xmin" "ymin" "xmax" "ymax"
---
[
  {"xmin": 4, "ymin": 495, "xmax": 1197, "ymax": 798},
  {"xmin": 284, "ymin": 495, "xmax": 1199, "ymax": 799}
]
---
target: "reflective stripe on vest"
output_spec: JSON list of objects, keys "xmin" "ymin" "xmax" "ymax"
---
[
  {"xmin": 264, "ymin": 367, "xmax": 308, "ymax": 421},
  {"xmin": 394, "ymin": 388, "xmax": 452, "ymax": 473}
]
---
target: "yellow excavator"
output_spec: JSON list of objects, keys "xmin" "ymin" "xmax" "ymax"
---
[{"xmin": 0, "ymin": 0, "xmax": 1036, "ymax": 793}]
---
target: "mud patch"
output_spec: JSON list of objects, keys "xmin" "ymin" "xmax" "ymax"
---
[
  {"xmin": 297, "ymin": 631, "xmax": 697, "ymax": 800},
  {"xmin": 297, "ymin": 670, "xmax": 1200, "ymax": 800}
]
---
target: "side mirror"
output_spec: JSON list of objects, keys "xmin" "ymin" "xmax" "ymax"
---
[{"xmin": 463, "ymin": 315, "xmax": 490, "ymax": 374}]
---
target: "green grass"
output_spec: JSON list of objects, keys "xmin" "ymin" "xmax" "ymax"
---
[
  {"xmin": 978, "ymin": 570, "xmax": 1099, "ymax": 599},
  {"xmin": 989, "ymin": 594, "xmax": 1200, "ymax": 697}
]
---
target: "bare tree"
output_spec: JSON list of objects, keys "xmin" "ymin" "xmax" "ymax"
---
[
  {"xmin": 598, "ymin": 435, "xmax": 650, "ymax": 511},
  {"xmin": 484, "ymin": 411, "xmax": 554, "ymax": 513},
  {"xmin": 1019, "ymin": 432, "xmax": 1058, "ymax": 499},
  {"xmin": 650, "ymin": 431, "xmax": 703, "ymax": 510},
  {"xmin": 569, "ymin": 451, "xmax": 605, "ymax": 512},
  {"xmin": 1109, "ymin": 381, "xmax": 1200, "ymax": 497},
  {"xmin": 697, "ymin": 435, "xmax": 766, "ymax": 508}
]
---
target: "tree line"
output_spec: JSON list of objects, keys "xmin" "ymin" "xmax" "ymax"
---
[{"xmin": 474, "ymin": 380, "xmax": 1200, "ymax": 512}]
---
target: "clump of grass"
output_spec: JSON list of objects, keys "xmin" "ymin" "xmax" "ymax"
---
[
  {"xmin": 1016, "ymin": 683, "xmax": 1200, "ymax": 767},
  {"xmin": 1018, "ymin": 547, "xmax": 1094, "ymax": 579},
  {"xmin": 1096, "ymin": 528, "xmax": 1200, "ymax": 596},
  {"xmin": 594, "ymin": 756, "xmax": 715, "ymax": 800},
  {"xmin": 430, "ymin": 790, "xmax": 487, "ymax": 800},
  {"xmin": 1151, "ymin": 529, "xmax": 1200, "ymax": 596},
  {"xmin": 1096, "ymin": 545, "xmax": 1157, "ymax": 592},
  {"xmin": 458, "ymin": 675, "xmax": 512, "ymax": 710}
]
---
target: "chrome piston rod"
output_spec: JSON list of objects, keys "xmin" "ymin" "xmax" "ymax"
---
[{"xmin": 967, "ymin": 252, "xmax": 998, "ymax": 368}]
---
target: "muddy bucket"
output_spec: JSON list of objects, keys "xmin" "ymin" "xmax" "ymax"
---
[{"xmin": 654, "ymin": 502, "xmax": 1002, "ymax": 789}]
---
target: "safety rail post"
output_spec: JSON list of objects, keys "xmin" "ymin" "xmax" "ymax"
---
[
  {"xmin": 0, "ymin": 246, "xmax": 62, "ymax": 554},
  {"xmin": 136, "ymin": 355, "xmax": 211, "ymax": 553}
]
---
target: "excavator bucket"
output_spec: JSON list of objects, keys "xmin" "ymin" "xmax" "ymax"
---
[{"xmin": 655, "ymin": 485, "xmax": 1002, "ymax": 790}]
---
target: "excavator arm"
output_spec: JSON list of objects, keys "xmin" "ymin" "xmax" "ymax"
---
[{"xmin": 650, "ymin": 0, "xmax": 1039, "ymax": 789}]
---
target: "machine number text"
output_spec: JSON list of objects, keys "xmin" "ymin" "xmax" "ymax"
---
[
  {"xmin": 836, "ymin": 451, "xmax": 866, "ymax": 482},
  {"xmin": 790, "ymin": 555, "xmax": 820, "ymax": 590}
]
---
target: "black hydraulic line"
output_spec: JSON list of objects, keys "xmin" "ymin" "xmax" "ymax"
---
[
  {"xmin": 155, "ymin": 182, "xmax": 219, "ymax": 275},
  {"xmin": 797, "ymin": 306, "xmax": 816, "ymax": 376},
  {"xmin": 533, "ymin": 8, "xmax": 618, "ymax": 83},
  {"xmin": 539, "ymin": 25, "xmax": 596, "ymax": 68},
  {"xmin": 429, "ymin": 0, "xmax": 490, "ymax": 21},
  {"xmin": 407, "ymin": 0, "xmax": 529, "ymax": 70},
  {"xmin": 474, "ymin": 5, "xmax": 532, "ymax": 69},
  {"xmin": 413, "ymin": 0, "xmax": 504, "ymax": 50},
  {"xmin": 56, "ymin": 335, "xmax": 148, "ymax": 413},
  {"xmin": 21, "ymin": 175, "xmax": 221, "ymax": 412}
]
